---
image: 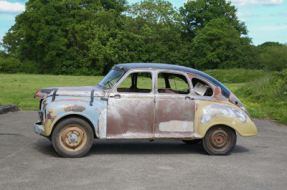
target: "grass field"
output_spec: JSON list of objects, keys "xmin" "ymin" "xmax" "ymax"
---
[
  {"xmin": 224, "ymin": 83, "xmax": 266, "ymax": 120},
  {"xmin": 0, "ymin": 74, "xmax": 104, "ymax": 110},
  {"xmin": 0, "ymin": 73, "xmax": 285, "ymax": 125}
]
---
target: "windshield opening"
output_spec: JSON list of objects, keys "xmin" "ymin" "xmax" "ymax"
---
[{"xmin": 98, "ymin": 69, "xmax": 123, "ymax": 89}]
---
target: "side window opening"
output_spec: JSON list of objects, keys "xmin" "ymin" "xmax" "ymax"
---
[
  {"xmin": 117, "ymin": 72, "xmax": 152, "ymax": 93},
  {"xmin": 192, "ymin": 78, "xmax": 213, "ymax": 96},
  {"xmin": 158, "ymin": 73, "xmax": 190, "ymax": 94}
]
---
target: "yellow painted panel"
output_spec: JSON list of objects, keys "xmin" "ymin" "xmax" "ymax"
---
[{"xmin": 194, "ymin": 101, "xmax": 258, "ymax": 138}]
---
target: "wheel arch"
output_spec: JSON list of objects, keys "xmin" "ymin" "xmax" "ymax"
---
[
  {"xmin": 50, "ymin": 114, "xmax": 96, "ymax": 139},
  {"xmin": 197, "ymin": 121, "xmax": 240, "ymax": 138},
  {"xmin": 206, "ymin": 124, "xmax": 236, "ymax": 133}
]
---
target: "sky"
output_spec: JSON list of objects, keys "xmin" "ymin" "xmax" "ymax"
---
[{"xmin": 0, "ymin": 0, "xmax": 286, "ymax": 46}]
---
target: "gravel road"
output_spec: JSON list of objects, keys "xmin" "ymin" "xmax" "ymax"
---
[{"xmin": 0, "ymin": 111, "xmax": 287, "ymax": 190}]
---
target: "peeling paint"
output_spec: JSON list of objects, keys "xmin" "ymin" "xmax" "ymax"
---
[
  {"xmin": 98, "ymin": 108, "xmax": 107, "ymax": 139},
  {"xmin": 42, "ymin": 99, "xmax": 48, "ymax": 109},
  {"xmin": 45, "ymin": 108, "xmax": 58, "ymax": 129},
  {"xmin": 159, "ymin": 120, "xmax": 194, "ymax": 132},
  {"xmin": 34, "ymin": 86, "xmax": 105, "ymax": 100},
  {"xmin": 53, "ymin": 99, "xmax": 90, "ymax": 104},
  {"xmin": 62, "ymin": 104, "xmax": 86, "ymax": 112},
  {"xmin": 201, "ymin": 104, "xmax": 248, "ymax": 125},
  {"xmin": 187, "ymin": 73, "xmax": 196, "ymax": 79},
  {"xmin": 195, "ymin": 101, "xmax": 199, "ymax": 111}
]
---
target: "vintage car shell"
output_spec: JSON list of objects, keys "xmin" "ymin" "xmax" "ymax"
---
[{"xmin": 34, "ymin": 63, "xmax": 257, "ymax": 141}]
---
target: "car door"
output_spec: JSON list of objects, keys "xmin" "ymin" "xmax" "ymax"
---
[
  {"xmin": 106, "ymin": 70, "xmax": 155, "ymax": 139},
  {"xmin": 154, "ymin": 71, "xmax": 196, "ymax": 139}
]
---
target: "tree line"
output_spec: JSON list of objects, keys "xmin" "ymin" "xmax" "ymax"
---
[{"xmin": 0, "ymin": 0, "xmax": 286, "ymax": 75}]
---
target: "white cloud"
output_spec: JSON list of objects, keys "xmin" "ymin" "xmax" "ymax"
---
[
  {"xmin": 0, "ymin": 1, "xmax": 25, "ymax": 14},
  {"xmin": 237, "ymin": 12, "xmax": 253, "ymax": 17},
  {"xmin": 253, "ymin": 25, "xmax": 287, "ymax": 31},
  {"xmin": 238, "ymin": 18, "xmax": 248, "ymax": 22},
  {"xmin": 230, "ymin": 0, "xmax": 283, "ymax": 8}
]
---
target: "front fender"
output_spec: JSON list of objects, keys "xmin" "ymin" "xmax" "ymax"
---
[
  {"xmin": 194, "ymin": 101, "xmax": 258, "ymax": 138},
  {"xmin": 41, "ymin": 96, "xmax": 107, "ymax": 138}
]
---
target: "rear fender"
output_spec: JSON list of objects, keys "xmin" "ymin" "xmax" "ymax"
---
[{"xmin": 194, "ymin": 101, "xmax": 258, "ymax": 138}]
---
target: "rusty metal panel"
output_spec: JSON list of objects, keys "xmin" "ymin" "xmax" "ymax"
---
[
  {"xmin": 187, "ymin": 73, "xmax": 196, "ymax": 79},
  {"xmin": 154, "ymin": 94, "xmax": 195, "ymax": 139},
  {"xmin": 106, "ymin": 93, "xmax": 154, "ymax": 139}
]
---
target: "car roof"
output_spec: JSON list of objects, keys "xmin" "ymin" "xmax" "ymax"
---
[
  {"xmin": 113, "ymin": 63, "xmax": 201, "ymax": 74},
  {"xmin": 112, "ymin": 63, "xmax": 230, "ymax": 97}
]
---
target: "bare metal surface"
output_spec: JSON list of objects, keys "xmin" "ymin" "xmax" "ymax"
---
[
  {"xmin": 1, "ymin": 111, "xmax": 287, "ymax": 190},
  {"xmin": 107, "ymin": 93, "xmax": 154, "ymax": 139},
  {"xmin": 155, "ymin": 94, "xmax": 195, "ymax": 138}
]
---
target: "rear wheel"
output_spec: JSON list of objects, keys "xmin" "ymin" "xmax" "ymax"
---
[
  {"xmin": 52, "ymin": 118, "xmax": 94, "ymax": 158},
  {"xmin": 202, "ymin": 126, "xmax": 236, "ymax": 155}
]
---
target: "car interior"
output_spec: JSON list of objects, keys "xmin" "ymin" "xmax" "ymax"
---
[
  {"xmin": 157, "ymin": 73, "xmax": 190, "ymax": 94},
  {"xmin": 117, "ymin": 72, "xmax": 152, "ymax": 93},
  {"xmin": 191, "ymin": 78, "xmax": 213, "ymax": 96}
]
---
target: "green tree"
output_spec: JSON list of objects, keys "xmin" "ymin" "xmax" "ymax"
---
[
  {"xmin": 260, "ymin": 45, "xmax": 287, "ymax": 71},
  {"xmin": 121, "ymin": 0, "xmax": 185, "ymax": 65},
  {"xmin": 180, "ymin": 0, "xmax": 247, "ymax": 40},
  {"xmin": 100, "ymin": 0, "xmax": 127, "ymax": 13},
  {"xmin": 0, "ymin": 57, "xmax": 21, "ymax": 73},
  {"xmin": 239, "ymin": 44, "xmax": 261, "ymax": 69},
  {"xmin": 1, "ymin": 0, "xmax": 127, "ymax": 75},
  {"xmin": 190, "ymin": 18, "xmax": 251, "ymax": 70},
  {"xmin": 1, "ymin": 24, "xmax": 21, "ymax": 58},
  {"xmin": 257, "ymin": 41, "xmax": 283, "ymax": 53},
  {"xmin": 91, "ymin": 0, "xmax": 187, "ymax": 72}
]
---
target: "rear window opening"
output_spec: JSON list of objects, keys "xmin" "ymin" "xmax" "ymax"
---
[{"xmin": 192, "ymin": 78, "xmax": 213, "ymax": 96}]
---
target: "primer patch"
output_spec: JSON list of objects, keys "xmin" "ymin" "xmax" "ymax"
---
[
  {"xmin": 201, "ymin": 104, "xmax": 248, "ymax": 125},
  {"xmin": 159, "ymin": 120, "xmax": 194, "ymax": 132}
]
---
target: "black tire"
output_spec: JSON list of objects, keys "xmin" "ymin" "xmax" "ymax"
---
[
  {"xmin": 202, "ymin": 126, "xmax": 236, "ymax": 155},
  {"xmin": 52, "ymin": 117, "xmax": 94, "ymax": 158},
  {"xmin": 182, "ymin": 139, "xmax": 201, "ymax": 145}
]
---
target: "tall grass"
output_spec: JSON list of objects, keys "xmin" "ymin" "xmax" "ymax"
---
[
  {"xmin": 205, "ymin": 68, "xmax": 271, "ymax": 83},
  {"xmin": 235, "ymin": 70, "xmax": 287, "ymax": 124}
]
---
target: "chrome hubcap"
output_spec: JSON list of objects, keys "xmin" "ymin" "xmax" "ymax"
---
[{"xmin": 68, "ymin": 133, "xmax": 78, "ymax": 143}]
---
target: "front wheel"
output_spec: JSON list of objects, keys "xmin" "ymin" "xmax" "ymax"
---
[
  {"xmin": 52, "ymin": 118, "xmax": 94, "ymax": 158},
  {"xmin": 202, "ymin": 126, "xmax": 236, "ymax": 155}
]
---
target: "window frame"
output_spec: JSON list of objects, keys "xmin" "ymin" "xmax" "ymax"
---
[
  {"xmin": 155, "ymin": 70, "xmax": 192, "ymax": 95},
  {"xmin": 111, "ymin": 69, "xmax": 155, "ymax": 94}
]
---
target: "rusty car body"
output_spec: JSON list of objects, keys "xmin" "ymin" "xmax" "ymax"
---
[{"xmin": 34, "ymin": 63, "xmax": 258, "ymax": 157}]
